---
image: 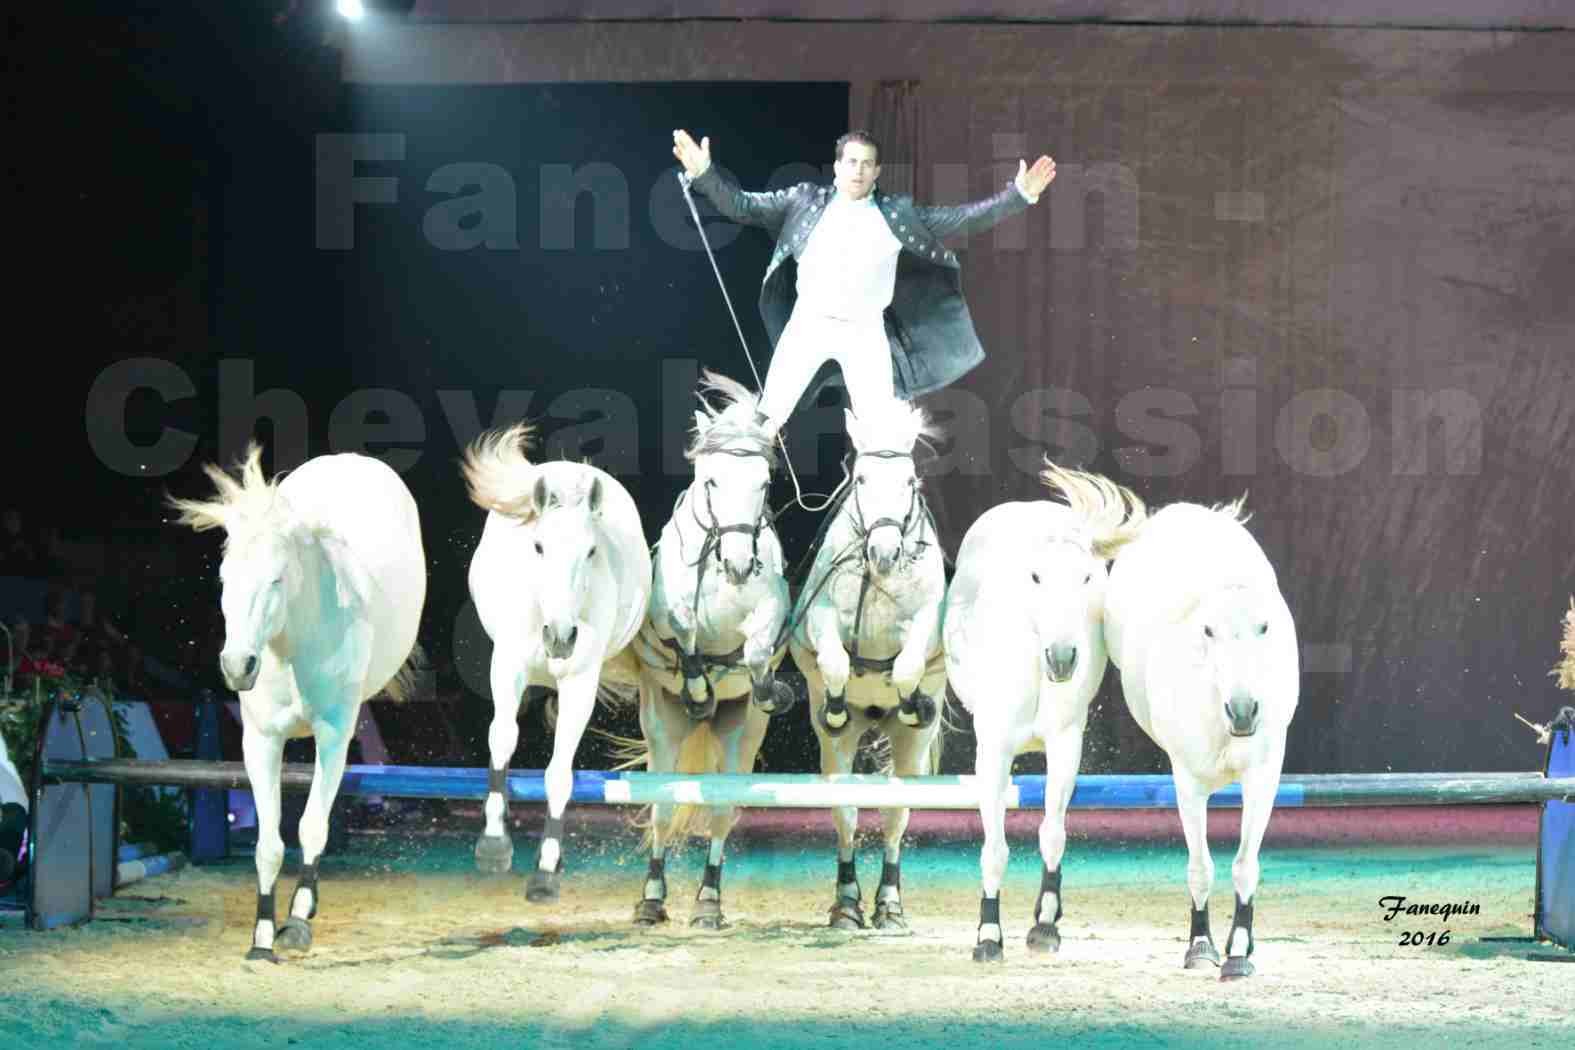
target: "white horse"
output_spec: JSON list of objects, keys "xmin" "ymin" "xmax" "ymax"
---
[
  {"xmin": 943, "ymin": 461, "xmax": 1147, "ymax": 962},
  {"xmin": 0, "ymin": 731, "xmax": 26, "ymax": 884},
  {"xmin": 626, "ymin": 371, "xmax": 795, "ymax": 928},
  {"xmin": 789, "ymin": 398, "xmax": 949, "ymax": 930},
  {"xmin": 171, "ymin": 444, "xmax": 427, "ymax": 962},
  {"xmin": 1103, "ymin": 496, "xmax": 1300, "ymax": 980},
  {"xmin": 463, "ymin": 423, "xmax": 650, "ymax": 900}
]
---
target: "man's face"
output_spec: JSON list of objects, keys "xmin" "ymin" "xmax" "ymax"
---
[{"xmin": 834, "ymin": 141, "xmax": 880, "ymax": 200}]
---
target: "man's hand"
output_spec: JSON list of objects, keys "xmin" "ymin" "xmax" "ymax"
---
[
  {"xmin": 1014, "ymin": 155, "xmax": 1056, "ymax": 203},
  {"xmin": 672, "ymin": 129, "xmax": 712, "ymax": 179}
]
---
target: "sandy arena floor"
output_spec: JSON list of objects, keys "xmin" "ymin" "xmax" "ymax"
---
[{"xmin": 0, "ymin": 805, "xmax": 1570, "ymax": 1049}]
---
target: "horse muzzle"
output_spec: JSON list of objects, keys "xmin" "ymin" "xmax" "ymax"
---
[
  {"xmin": 542, "ymin": 623, "xmax": 579, "ymax": 661},
  {"xmin": 1043, "ymin": 643, "xmax": 1078, "ymax": 684},
  {"xmin": 722, "ymin": 556, "xmax": 757, "ymax": 587},
  {"xmin": 219, "ymin": 650, "xmax": 260, "ymax": 692},
  {"xmin": 1225, "ymin": 695, "xmax": 1261, "ymax": 737}
]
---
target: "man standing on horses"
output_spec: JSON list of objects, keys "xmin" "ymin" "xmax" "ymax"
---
[{"xmin": 672, "ymin": 128, "xmax": 1057, "ymax": 435}]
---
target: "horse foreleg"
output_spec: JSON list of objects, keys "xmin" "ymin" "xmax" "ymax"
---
[
  {"xmin": 1028, "ymin": 724, "xmax": 1084, "ymax": 954},
  {"xmin": 742, "ymin": 578, "xmax": 794, "ymax": 715},
  {"xmin": 633, "ymin": 680, "xmax": 683, "ymax": 926},
  {"xmin": 972, "ymin": 734, "xmax": 1013, "ymax": 963},
  {"xmin": 477, "ymin": 652, "xmax": 528, "ymax": 874},
  {"xmin": 241, "ymin": 725, "xmax": 286, "ymax": 962},
  {"xmin": 805, "ymin": 602, "xmax": 851, "ymax": 735},
  {"xmin": 275, "ymin": 712, "xmax": 354, "ymax": 955},
  {"xmin": 818, "ymin": 716, "xmax": 866, "ymax": 930},
  {"xmin": 692, "ymin": 699, "xmax": 768, "ymax": 930},
  {"xmin": 1223, "ymin": 757, "xmax": 1283, "ymax": 981},
  {"xmin": 893, "ymin": 605, "xmax": 942, "ymax": 729},
  {"xmin": 528, "ymin": 671, "xmax": 598, "ymax": 902},
  {"xmin": 874, "ymin": 714, "xmax": 941, "ymax": 931},
  {"xmin": 1174, "ymin": 769, "xmax": 1220, "ymax": 970}
]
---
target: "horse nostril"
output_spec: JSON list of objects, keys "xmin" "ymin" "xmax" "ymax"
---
[
  {"xmin": 566, "ymin": 626, "xmax": 578, "ymax": 649},
  {"xmin": 244, "ymin": 655, "xmax": 257, "ymax": 677}
]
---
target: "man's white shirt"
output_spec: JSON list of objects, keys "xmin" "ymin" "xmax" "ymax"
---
[{"xmin": 794, "ymin": 192, "xmax": 902, "ymax": 321}]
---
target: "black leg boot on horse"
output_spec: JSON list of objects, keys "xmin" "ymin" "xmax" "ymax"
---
[
  {"xmin": 474, "ymin": 765, "xmax": 515, "ymax": 874},
  {"xmin": 691, "ymin": 861, "xmax": 727, "ymax": 929},
  {"xmin": 274, "ymin": 862, "xmax": 320, "ymax": 952},
  {"xmin": 829, "ymin": 856, "xmax": 866, "ymax": 929},
  {"xmin": 1184, "ymin": 897, "xmax": 1221, "ymax": 969},
  {"xmin": 1026, "ymin": 864, "xmax": 1063, "ymax": 953},
  {"xmin": 526, "ymin": 815, "xmax": 566, "ymax": 902},
  {"xmin": 1220, "ymin": 894, "xmax": 1256, "ymax": 980},
  {"xmin": 871, "ymin": 859, "xmax": 907, "ymax": 930},
  {"xmin": 633, "ymin": 854, "xmax": 669, "ymax": 925}
]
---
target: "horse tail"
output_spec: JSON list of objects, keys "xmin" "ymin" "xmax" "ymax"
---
[
  {"xmin": 1038, "ymin": 457, "xmax": 1149, "ymax": 561},
  {"xmin": 650, "ymin": 718, "xmax": 726, "ymax": 852},
  {"xmin": 461, "ymin": 422, "xmax": 538, "ymax": 519},
  {"xmin": 1553, "ymin": 596, "xmax": 1575, "ymax": 692},
  {"xmin": 596, "ymin": 641, "xmax": 642, "ymax": 713},
  {"xmin": 380, "ymin": 641, "xmax": 429, "ymax": 704}
]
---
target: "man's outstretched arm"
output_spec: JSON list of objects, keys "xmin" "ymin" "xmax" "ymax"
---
[
  {"xmin": 914, "ymin": 155, "xmax": 1056, "ymax": 240},
  {"xmin": 673, "ymin": 128, "xmax": 795, "ymax": 233}
]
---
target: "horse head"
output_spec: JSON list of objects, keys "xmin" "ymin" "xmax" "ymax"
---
[
  {"xmin": 1033, "ymin": 460, "xmax": 1149, "ymax": 686},
  {"xmin": 1020, "ymin": 530, "xmax": 1108, "ymax": 686},
  {"xmin": 1188, "ymin": 584, "xmax": 1282, "ymax": 739},
  {"xmin": 169, "ymin": 443, "xmax": 300, "ymax": 693},
  {"xmin": 688, "ymin": 370, "xmax": 776, "ymax": 586},
  {"xmin": 530, "ymin": 470, "xmax": 605, "ymax": 663},
  {"xmin": 844, "ymin": 399, "xmax": 937, "ymax": 579}
]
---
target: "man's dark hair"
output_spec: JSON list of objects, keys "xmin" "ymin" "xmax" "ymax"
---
[{"xmin": 835, "ymin": 130, "xmax": 880, "ymax": 164}]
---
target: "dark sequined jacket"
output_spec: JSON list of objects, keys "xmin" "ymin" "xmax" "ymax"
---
[{"xmin": 688, "ymin": 166, "xmax": 1034, "ymax": 400}]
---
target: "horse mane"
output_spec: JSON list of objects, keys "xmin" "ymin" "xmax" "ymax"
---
[
  {"xmin": 1038, "ymin": 458, "xmax": 1149, "ymax": 561},
  {"xmin": 687, "ymin": 369, "xmax": 777, "ymax": 465},
  {"xmin": 1210, "ymin": 491, "xmax": 1252, "ymax": 526},
  {"xmin": 167, "ymin": 442, "xmax": 291, "ymax": 549},
  {"xmin": 846, "ymin": 395, "xmax": 943, "ymax": 455},
  {"xmin": 461, "ymin": 422, "xmax": 538, "ymax": 521}
]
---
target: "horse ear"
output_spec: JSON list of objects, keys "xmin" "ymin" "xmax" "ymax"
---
[
  {"xmin": 533, "ymin": 474, "xmax": 550, "ymax": 513},
  {"xmin": 587, "ymin": 476, "xmax": 603, "ymax": 514},
  {"xmin": 843, "ymin": 409, "xmax": 861, "ymax": 449}
]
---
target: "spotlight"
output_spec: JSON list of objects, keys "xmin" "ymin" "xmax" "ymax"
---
[{"xmin": 336, "ymin": 0, "xmax": 365, "ymax": 20}]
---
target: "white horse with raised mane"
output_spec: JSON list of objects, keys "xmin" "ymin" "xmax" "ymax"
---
[
  {"xmin": 171, "ymin": 445, "xmax": 426, "ymax": 962},
  {"xmin": 0, "ymin": 732, "xmax": 25, "ymax": 884},
  {"xmin": 790, "ymin": 397, "xmax": 949, "ymax": 930},
  {"xmin": 463, "ymin": 423, "xmax": 650, "ymax": 900},
  {"xmin": 1103, "ymin": 495, "xmax": 1299, "ymax": 980},
  {"xmin": 944, "ymin": 460, "xmax": 1147, "ymax": 961},
  {"xmin": 626, "ymin": 371, "xmax": 795, "ymax": 928}
]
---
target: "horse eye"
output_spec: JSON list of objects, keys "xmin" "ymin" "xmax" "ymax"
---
[
  {"xmin": 589, "ymin": 546, "xmax": 598, "ymax": 559},
  {"xmin": 1083, "ymin": 573, "xmax": 1091, "ymax": 585},
  {"xmin": 534, "ymin": 541, "xmax": 544, "ymax": 555},
  {"xmin": 856, "ymin": 476, "xmax": 866, "ymax": 485},
  {"xmin": 1257, "ymin": 622, "xmax": 1268, "ymax": 636},
  {"xmin": 1031, "ymin": 572, "xmax": 1041, "ymax": 585},
  {"xmin": 1204, "ymin": 625, "xmax": 1214, "ymax": 639},
  {"xmin": 705, "ymin": 479, "xmax": 716, "ymax": 488}
]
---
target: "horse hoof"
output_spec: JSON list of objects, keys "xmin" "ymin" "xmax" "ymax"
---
[
  {"xmin": 682, "ymin": 695, "xmax": 717, "ymax": 721},
  {"xmin": 1220, "ymin": 956, "xmax": 1255, "ymax": 981},
  {"xmin": 1184, "ymin": 939, "xmax": 1221, "ymax": 969},
  {"xmin": 828, "ymin": 898, "xmax": 865, "ymax": 930},
  {"xmin": 474, "ymin": 834, "xmax": 514, "ymax": 875},
  {"xmin": 244, "ymin": 946, "xmax": 279, "ymax": 964},
  {"xmin": 274, "ymin": 917, "xmax": 313, "ymax": 953},
  {"xmin": 872, "ymin": 903, "xmax": 908, "ymax": 931},
  {"xmin": 525, "ymin": 868, "xmax": 561, "ymax": 903},
  {"xmin": 1026, "ymin": 923, "xmax": 1061, "ymax": 954},
  {"xmin": 817, "ymin": 701, "xmax": 851, "ymax": 736},
  {"xmin": 897, "ymin": 693, "xmax": 937, "ymax": 729},
  {"xmin": 972, "ymin": 939, "xmax": 1005, "ymax": 963},
  {"xmin": 755, "ymin": 679, "xmax": 797, "ymax": 716},
  {"xmin": 690, "ymin": 902, "xmax": 725, "ymax": 930},
  {"xmin": 633, "ymin": 899, "xmax": 669, "ymax": 926}
]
